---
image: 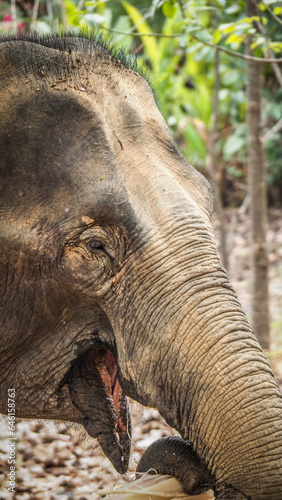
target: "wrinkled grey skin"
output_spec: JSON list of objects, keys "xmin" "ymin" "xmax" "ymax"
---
[
  {"xmin": 137, "ymin": 436, "xmax": 213, "ymax": 495},
  {"xmin": 0, "ymin": 35, "xmax": 282, "ymax": 499}
]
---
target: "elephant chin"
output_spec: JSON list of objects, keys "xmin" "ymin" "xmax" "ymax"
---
[
  {"xmin": 66, "ymin": 344, "xmax": 131, "ymax": 473},
  {"xmin": 137, "ymin": 436, "xmax": 213, "ymax": 495}
]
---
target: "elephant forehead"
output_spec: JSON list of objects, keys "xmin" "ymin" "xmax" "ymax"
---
[
  {"xmin": 0, "ymin": 41, "xmax": 211, "ymax": 234},
  {"xmin": 0, "ymin": 81, "xmax": 157, "ymax": 194},
  {"xmin": 0, "ymin": 104, "xmax": 141, "ymax": 250},
  {"xmin": 0, "ymin": 95, "xmax": 121, "ymax": 222},
  {"xmin": 1, "ymin": 92, "xmax": 109, "ymax": 181}
]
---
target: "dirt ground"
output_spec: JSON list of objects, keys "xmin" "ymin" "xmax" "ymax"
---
[{"xmin": 0, "ymin": 208, "xmax": 281, "ymax": 500}]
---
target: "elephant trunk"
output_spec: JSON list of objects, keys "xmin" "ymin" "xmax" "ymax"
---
[
  {"xmin": 137, "ymin": 436, "xmax": 213, "ymax": 495},
  {"xmin": 114, "ymin": 217, "xmax": 282, "ymax": 498},
  {"xmin": 173, "ymin": 290, "xmax": 282, "ymax": 499},
  {"xmin": 135, "ymin": 284, "xmax": 282, "ymax": 499}
]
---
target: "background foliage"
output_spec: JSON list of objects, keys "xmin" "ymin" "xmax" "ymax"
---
[{"xmin": 0, "ymin": 0, "xmax": 282, "ymax": 206}]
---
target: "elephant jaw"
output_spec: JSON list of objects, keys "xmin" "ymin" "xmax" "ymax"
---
[{"xmin": 67, "ymin": 344, "xmax": 131, "ymax": 474}]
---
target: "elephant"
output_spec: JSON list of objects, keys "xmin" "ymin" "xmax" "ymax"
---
[{"xmin": 0, "ymin": 33, "xmax": 282, "ymax": 499}]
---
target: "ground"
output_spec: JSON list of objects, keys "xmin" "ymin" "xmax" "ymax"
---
[{"xmin": 0, "ymin": 208, "xmax": 281, "ymax": 500}]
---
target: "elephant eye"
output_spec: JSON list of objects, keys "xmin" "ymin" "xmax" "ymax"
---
[
  {"xmin": 86, "ymin": 238, "xmax": 105, "ymax": 253},
  {"xmin": 78, "ymin": 226, "xmax": 116, "ymax": 260}
]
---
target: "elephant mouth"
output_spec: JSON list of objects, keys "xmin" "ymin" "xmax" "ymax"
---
[{"xmin": 66, "ymin": 343, "xmax": 131, "ymax": 473}]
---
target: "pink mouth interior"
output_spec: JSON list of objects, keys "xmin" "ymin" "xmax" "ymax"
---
[{"xmin": 95, "ymin": 347, "xmax": 126, "ymax": 436}]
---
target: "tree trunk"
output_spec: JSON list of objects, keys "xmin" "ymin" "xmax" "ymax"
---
[
  {"xmin": 246, "ymin": 0, "xmax": 269, "ymax": 349},
  {"xmin": 209, "ymin": 48, "xmax": 229, "ymax": 271}
]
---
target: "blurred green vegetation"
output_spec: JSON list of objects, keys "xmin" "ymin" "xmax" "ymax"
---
[{"xmin": 1, "ymin": 0, "xmax": 282, "ymax": 207}]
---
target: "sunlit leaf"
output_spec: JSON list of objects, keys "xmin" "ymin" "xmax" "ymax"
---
[
  {"xmin": 211, "ymin": 0, "xmax": 226, "ymax": 6},
  {"xmin": 213, "ymin": 28, "xmax": 222, "ymax": 44},
  {"xmin": 221, "ymin": 69, "xmax": 241, "ymax": 86},
  {"xmin": 194, "ymin": 29, "xmax": 212, "ymax": 42},
  {"xmin": 122, "ymin": 1, "xmax": 158, "ymax": 66},
  {"xmin": 225, "ymin": 4, "xmax": 242, "ymax": 14},
  {"xmin": 184, "ymin": 22, "xmax": 202, "ymax": 34},
  {"xmin": 162, "ymin": 0, "xmax": 178, "ymax": 18},
  {"xmin": 251, "ymin": 36, "xmax": 265, "ymax": 50},
  {"xmin": 33, "ymin": 20, "xmax": 52, "ymax": 34},
  {"xmin": 269, "ymin": 42, "xmax": 282, "ymax": 53},
  {"xmin": 184, "ymin": 123, "xmax": 206, "ymax": 160},
  {"xmin": 223, "ymin": 133, "xmax": 246, "ymax": 158},
  {"xmin": 219, "ymin": 88, "xmax": 229, "ymax": 101},
  {"xmin": 83, "ymin": 13, "xmax": 105, "ymax": 25},
  {"xmin": 226, "ymin": 33, "xmax": 243, "ymax": 47}
]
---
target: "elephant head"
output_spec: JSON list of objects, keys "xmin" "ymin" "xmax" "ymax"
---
[{"xmin": 0, "ymin": 34, "xmax": 281, "ymax": 499}]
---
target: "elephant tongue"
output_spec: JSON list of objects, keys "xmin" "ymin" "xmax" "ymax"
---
[
  {"xmin": 67, "ymin": 346, "xmax": 131, "ymax": 474},
  {"xmin": 92, "ymin": 346, "xmax": 131, "ymax": 473},
  {"xmin": 95, "ymin": 349, "xmax": 128, "ymax": 439}
]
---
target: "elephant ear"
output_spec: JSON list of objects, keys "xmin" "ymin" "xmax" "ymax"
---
[{"xmin": 137, "ymin": 436, "xmax": 213, "ymax": 495}]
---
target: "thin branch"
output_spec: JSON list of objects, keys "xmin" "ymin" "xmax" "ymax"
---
[
  {"xmin": 209, "ymin": 48, "xmax": 229, "ymax": 270},
  {"xmin": 177, "ymin": 0, "xmax": 186, "ymax": 18},
  {"xmin": 264, "ymin": 2, "xmax": 282, "ymax": 27},
  {"xmin": 100, "ymin": 26, "xmax": 180, "ymax": 38},
  {"xmin": 30, "ymin": 0, "xmax": 40, "ymax": 33},
  {"xmin": 46, "ymin": 0, "xmax": 53, "ymax": 28},
  {"xmin": 118, "ymin": 6, "xmax": 154, "ymax": 36},
  {"xmin": 99, "ymin": 26, "xmax": 282, "ymax": 63},
  {"xmin": 256, "ymin": 17, "xmax": 282, "ymax": 87},
  {"xmin": 10, "ymin": 0, "xmax": 17, "ymax": 32},
  {"xmin": 60, "ymin": 0, "xmax": 67, "ymax": 28},
  {"xmin": 191, "ymin": 33, "xmax": 282, "ymax": 64},
  {"xmin": 264, "ymin": 117, "xmax": 282, "ymax": 143},
  {"xmin": 16, "ymin": 0, "xmax": 29, "ymax": 17}
]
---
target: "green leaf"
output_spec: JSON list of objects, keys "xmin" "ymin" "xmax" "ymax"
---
[
  {"xmin": 184, "ymin": 123, "xmax": 206, "ymax": 160},
  {"xmin": 220, "ymin": 22, "xmax": 236, "ymax": 34},
  {"xmin": 113, "ymin": 15, "xmax": 133, "ymax": 49},
  {"xmin": 219, "ymin": 88, "xmax": 229, "ymax": 101},
  {"xmin": 251, "ymin": 36, "xmax": 265, "ymax": 50},
  {"xmin": 212, "ymin": 0, "xmax": 226, "ymax": 6},
  {"xmin": 226, "ymin": 165, "xmax": 244, "ymax": 178},
  {"xmin": 221, "ymin": 69, "xmax": 240, "ymax": 86},
  {"xmin": 184, "ymin": 21, "xmax": 202, "ymax": 34},
  {"xmin": 162, "ymin": 0, "xmax": 177, "ymax": 19},
  {"xmin": 33, "ymin": 20, "xmax": 52, "ymax": 34},
  {"xmin": 225, "ymin": 4, "xmax": 241, "ymax": 14},
  {"xmin": 269, "ymin": 42, "xmax": 282, "ymax": 53},
  {"xmin": 122, "ymin": 1, "xmax": 158, "ymax": 66},
  {"xmin": 83, "ymin": 13, "xmax": 105, "ymax": 25},
  {"xmin": 223, "ymin": 134, "xmax": 246, "ymax": 158},
  {"xmin": 226, "ymin": 33, "xmax": 244, "ymax": 47},
  {"xmin": 213, "ymin": 28, "xmax": 222, "ymax": 44},
  {"xmin": 186, "ymin": 42, "xmax": 203, "ymax": 54}
]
